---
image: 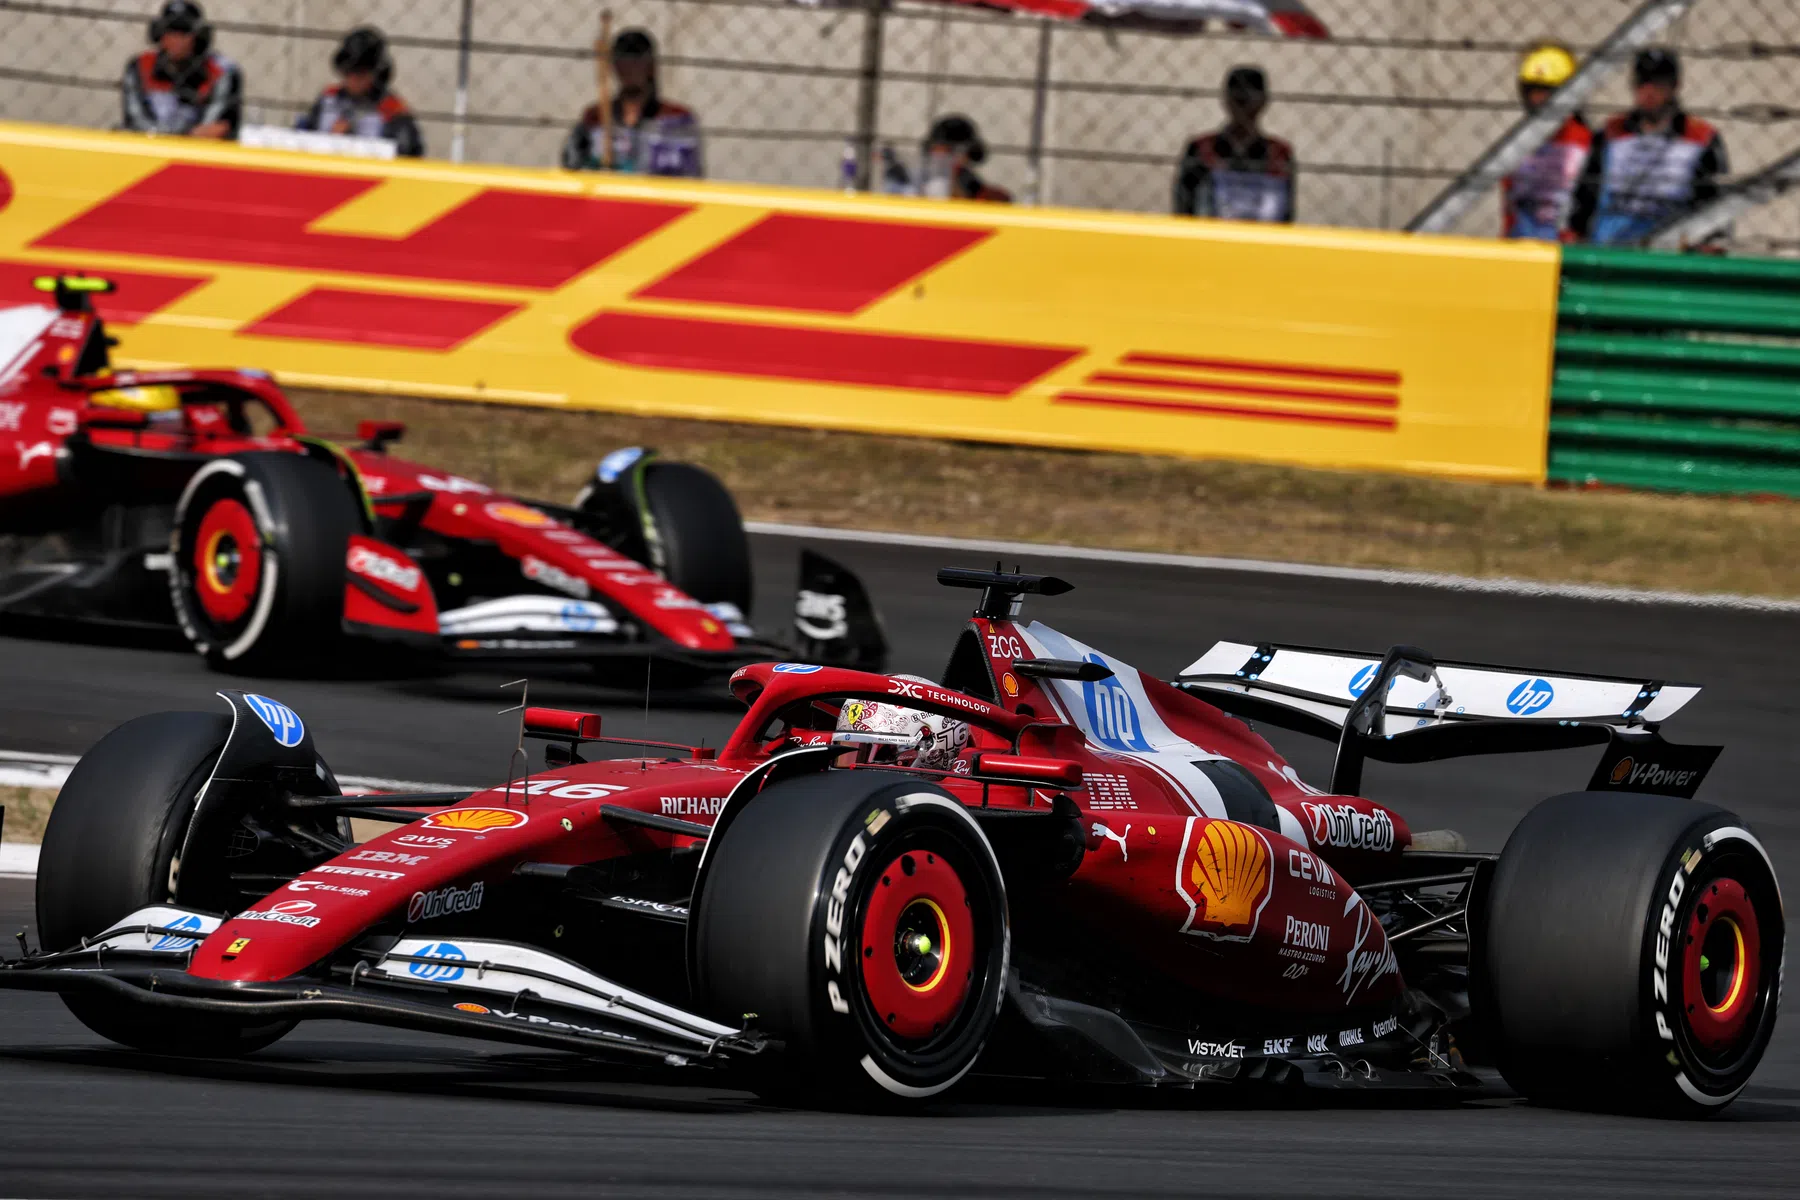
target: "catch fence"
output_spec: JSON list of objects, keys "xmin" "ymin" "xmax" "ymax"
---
[{"xmin": 4, "ymin": 0, "xmax": 1800, "ymax": 248}]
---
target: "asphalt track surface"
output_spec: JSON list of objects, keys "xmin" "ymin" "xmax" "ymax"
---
[{"xmin": 0, "ymin": 532, "xmax": 1798, "ymax": 1197}]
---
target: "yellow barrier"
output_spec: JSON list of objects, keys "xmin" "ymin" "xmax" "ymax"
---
[{"xmin": 0, "ymin": 120, "xmax": 1559, "ymax": 483}]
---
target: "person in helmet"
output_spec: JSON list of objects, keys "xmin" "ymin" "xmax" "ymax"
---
[
  {"xmin": 918, "ymin": 115, "xmax": 1011, "ymax": 203},
  {"xmin": 296, "ymin": 27, "xmax": 424, "ymax": 157},
  {"xmin": 1569, "ymin": 47, "xmax": 1727, "ymax": 245},
  {"xmin": 1502, "ymin": 44, "xmax": 1592, "ymax": 240},
  {"xmin": 561, "ymin": 29, "xmax": 703, "ymax": 177},
  {"xmin": 836, "ymin": 683, "xmax": 972, "ymax": 773},
  {"xmin": 120, "ymin": 1, "xmax": 242, "ymax": 139},
  {"xmin": 1173, "ymin": 66, "xmax": 1295, "ymax": 223}
]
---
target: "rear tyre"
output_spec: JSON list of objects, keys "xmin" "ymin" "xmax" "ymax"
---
[
  {"xmin": 1482, "ymin": 791, "xmax": 1783, "ymax": 1116},
  {"xmin": 37, "ymin": 711, "xmax": 296, "ymax": 1056},
  {"xmin": 169, "ymin": 452, "xmax": 360, "ymax": 672},
  {"xmin": 641, "ymin": 462, "xmax": 752, "ymax": 617},
  {"xmin": 693, "ymin": 772, "xmax": 1008, "ymax": 1104}
]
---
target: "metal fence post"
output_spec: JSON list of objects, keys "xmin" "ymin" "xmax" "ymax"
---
[
  {"xmin": 852, "ymin": 0, "xmax": 885, "ymax": 190},
  {"xmin": 1025, "ymin": 19, "xmax": 1052, "ymax": 206},
  {"xmin": 451, "ymin": 0, "xmax": 474, "ymax": 164}
]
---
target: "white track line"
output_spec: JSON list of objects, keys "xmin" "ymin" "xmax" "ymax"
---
[
  {"xmin": 0, "ymin": 753, "xmax": 478, "ymax": 876},
  {"xmin": 747, "ymin": 521, "xmax": 1800, "ymax": 614}
]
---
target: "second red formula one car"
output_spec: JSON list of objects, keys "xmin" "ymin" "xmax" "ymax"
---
[
  {"xmin": 1, "ymin": 568, "xmax": 1781, "ymax": 1115},
  {"xmin": 0, "ymin": 276, "xmax": 885, "ymax": 680}
]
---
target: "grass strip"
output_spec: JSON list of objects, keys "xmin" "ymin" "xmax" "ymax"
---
[{"xmin": 292, "ymin": 390, "xmax": 1800, "ymax": 599}]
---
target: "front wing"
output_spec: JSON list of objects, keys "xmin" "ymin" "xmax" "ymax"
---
[{"xmin": 0, "ymin": 907, "xmax": 766, "ymax": 1068}]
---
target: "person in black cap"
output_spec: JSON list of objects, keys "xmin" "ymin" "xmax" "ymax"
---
[
  {"xmin": 296, "ymin": 27, "xmax": 424, "ymax": 157},
  {"xmin": 917, "ymin": 114, "xmax": 1010, "ymax": 202},
  {"xmin": 120, "ymin": 0, "xmax": 242, "ymax": 139},
  {"xmin": 1173, "ymin": 66, "xmax": 1296, "ymax": 222},
  {"xmin": 561, "ymin": 28, "xmax": 702, "ymax": 177},
  {"xmin": 1569, "ymin": 47, "xmax": 1727, "ymax": 245}
]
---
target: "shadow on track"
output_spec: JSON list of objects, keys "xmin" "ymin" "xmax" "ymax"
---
[{"xmin": 0, "ymin": 1039, "xmax": 1527, "ymax": 1121}]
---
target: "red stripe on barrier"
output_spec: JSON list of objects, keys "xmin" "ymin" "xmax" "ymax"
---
[
  {"xmin": 0, "ymin": 261, "xmax": 207, "ymax": 324},
  {"xmin": 1055, "ymin": 391, "xmax": 1398, "ymax": 429},
  {"xmin": 35, "ymin": 164, "xmax": 690, "ymax": 290},
  {"xmin": 1121, "ymin": 352, "xmax": 1401, "ymax": 387},
  {"xmin": 572, "ymin": 311, "xmax": 1078, "ymax": 394},
  {"xmin": 240, "ymin": 288, "xmax": 519, "ymax": 350},
  {"xmin": 634, "ymin": 214, "xmax": 991, "ymax": 314},
  {"xmin": 1085, "ymin": 371, "xmax": 1398, "ymax": 408}
]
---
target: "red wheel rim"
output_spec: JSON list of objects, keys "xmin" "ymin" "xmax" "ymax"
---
[
  {"xmin": 1683, "ymin": 876, "xmax": 1762, "ymax": 1051},
  {"xmin": 859, "ymin": 849, "xmax": 976, "ymax": 1040},
  {"xmin": 192, "ymin": 497, "xmax": 262, "ymax": 624}
]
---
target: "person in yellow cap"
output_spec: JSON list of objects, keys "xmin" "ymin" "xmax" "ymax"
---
[{"xmin": 1502, "ymin": 43, "xmax": 1592, "ymax": 240}]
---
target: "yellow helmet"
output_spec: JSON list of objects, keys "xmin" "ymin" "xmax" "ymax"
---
[
  {"xmin": 1519, "ymin": 43, "xmax": 1577, "ymax": 89},
  {"xmin": 90, "ymin": 384, "xmax": 181, "ymax": 412}
]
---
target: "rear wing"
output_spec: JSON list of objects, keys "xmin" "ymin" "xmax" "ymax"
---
[{"xmin": 1177, "ymin": 641, "xmax": 1718, "ymax": 799}]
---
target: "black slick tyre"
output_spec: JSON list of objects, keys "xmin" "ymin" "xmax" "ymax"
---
[
  {"xmin": 693, "ymin": 771, "xmax": 1009, "ymax": 1104},
  {"xmin": 169, "ymin": 452, "xmax": 360, "ymax": 672},
  {"xmin": 36, "ymin": 711, "xmax": 295, "ymax": 1056},
  {"xmin": 641, "ymin": 461, "xmax": 752, "ymax": 616},
  {"xmin": 1481, "ymin": 791, "xmax": 1783, "ymax": 1116}
]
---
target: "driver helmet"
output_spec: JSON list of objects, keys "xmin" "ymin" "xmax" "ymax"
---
[{"xmin": 837, "ymin": 677, "xmax": 971, "ymax": 771}]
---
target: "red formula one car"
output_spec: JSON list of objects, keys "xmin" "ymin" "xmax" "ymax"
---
[
  {"xmin": 0, "ymin": 277, "xmax": 884, "ymax": 679},
  {"xmin": 1, "ymin": 569, "xmax": 1781, "ymax": 1114}
]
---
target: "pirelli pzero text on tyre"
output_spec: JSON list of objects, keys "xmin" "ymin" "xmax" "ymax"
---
[
  {"xmin": 693, "ymin": 771, "xmax": 1009, "ymax": 1103},
  {"xmin": 36, "ymin": 711, "xmax": 296, "ymax": 1057},
  {"xmin": 169, "ymin": 452, "xmax": 359, "ymax": 671},
  {"xmin": 1482, "ymin": 790, "xmax": 1783, "ymax": 1116},
  {"xmin": 641, "ymin": 461, "xmax": 752, "ymax": 618}
]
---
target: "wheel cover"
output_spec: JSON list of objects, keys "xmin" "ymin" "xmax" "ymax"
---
[
  {"xmin": 192, "ymin": 497, "xmax": 262, "ymax": 624},
  {"xmin": 859, "ymin": 850, "xmax": 976, "ymax": 1040},
  {"xmin": 1683, "ymin": 876, "xmax": 1762, "ymax": 1052}
]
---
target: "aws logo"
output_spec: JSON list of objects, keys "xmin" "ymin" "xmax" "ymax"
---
[{"xmin": 25, "ymin": 162, "xmax": 1077, "ymax": 395}]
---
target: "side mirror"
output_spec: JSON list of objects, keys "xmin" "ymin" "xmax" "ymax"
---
[{"xmin": 357, "ymin": 420, "xmax": 406, "ymax": 452}]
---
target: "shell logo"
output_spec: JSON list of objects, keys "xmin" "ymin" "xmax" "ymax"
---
[
  {"xmin": 484, "ymin": 501, "xmax": 552, "ymax": 528},
  {"xmin": 1178, "ymin": 820, "xmax": 1273, "ymax": 941},
  {"xmin": 420, "ymin": 807, "xmax": 529, "ymax": 832},
  {"xmin": 1611, "ymin": 757, "xmax": 1634, "ymax": 785}
]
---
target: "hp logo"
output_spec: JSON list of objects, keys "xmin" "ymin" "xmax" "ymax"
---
[
  {"xmin": 1081, "ymin": 655, "xmax": 1153, "ymax": 753},
  {"xmin": 152, "ymin": 914, "xmax": 204, "ymax": 952},
  {"xmin": 1506, "ymin": 678, "xmax": 1555, "ymax": 716},
  {"xmin": 407, "ymin": 942, "xmax": 468, "ymax": 982},
  {"xmin": 1347, "ymin": 665, "xmax": 1397, "ymax": 699},
  {"xmin": 244, "ymin": 694, "xmax": 305, "ymax": 748}
]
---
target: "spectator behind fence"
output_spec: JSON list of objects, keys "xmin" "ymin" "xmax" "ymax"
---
[
  {"xmin": 1173, "ymin": 67, "xmax": 1295, "ymax": 223},
  {"xmin": 561, "ymin": 29, "xmax": 702, "ymax": 177},
  {"xmin": 295, "ymin": 27, "xmax": 423, "ymax": 157},
  {"xmin": 120, "ymin": 1, "xmax": 241, "ymax": 139},
  {"xmin": 1570, "ymin": 48, "xmax": 1726, "ymax": 245},
  {"xmin": 1502, "ymin": 43, "xmax": 1591, "ymax": 241},
  {"xmin": 918, "ymin": 115, "xmax": 1010, "ymax": 202}
]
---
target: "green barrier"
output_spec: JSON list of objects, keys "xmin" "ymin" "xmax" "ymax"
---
[{"xmin": 1550, "ymin": 247, "xmax": 1800, "ymax": 497}]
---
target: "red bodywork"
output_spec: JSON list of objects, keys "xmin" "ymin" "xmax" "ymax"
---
[
  {"xmin": 188, "ymin": 613, "xmax": 1411, "ymax": 1018},
  {"xmin": 0, "ymin": 299, "xmax": 735, "ymax": 653}
]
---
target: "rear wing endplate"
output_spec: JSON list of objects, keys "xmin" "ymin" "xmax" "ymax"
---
[{"xmin": 1178, "ymin": 641, "xmax": 1717, "ymax": 798}]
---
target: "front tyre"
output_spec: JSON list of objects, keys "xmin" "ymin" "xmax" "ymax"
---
[
  {"xmin": 641, "ymin": 461, "xmax": 752, "ymax": 617},
  {"xmin": 1482, "ymin": 791, "xmax": 1783, "ymax": 1116},
  {"xmin": 37, "ymin": 711, "xmax": 296, "ymax": 1056},
  {"xmin": 693, "ymin": 772, "xmax": 1008, "ymax": 1103},
  {"xmin": 169, "ymin": 452, "xmax": 360, "ymax": 672}
]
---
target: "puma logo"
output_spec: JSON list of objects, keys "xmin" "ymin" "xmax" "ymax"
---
[{"xmin": 1092, "ymin": 821, "xmax": 1129, "ymax": 862}]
